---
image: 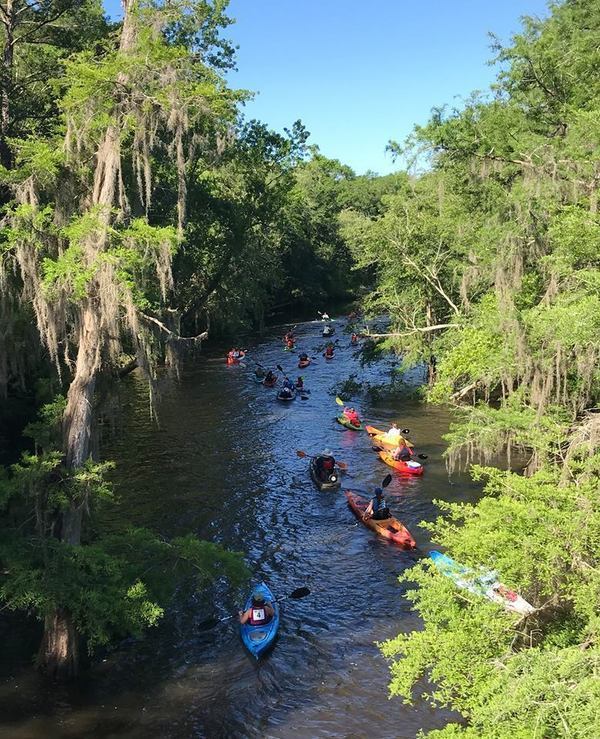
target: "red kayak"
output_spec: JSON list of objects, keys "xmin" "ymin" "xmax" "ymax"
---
[
  {"xmin": 345, "ymin": 492, "xmax": 416, "ymax": 549},
  {"xmin": 377, "ymin": 450, "xmax": 424, "ymax": 476},
  {"xmin": 226, "ymin": 351, "xmax": 246, "ymax": 365}
]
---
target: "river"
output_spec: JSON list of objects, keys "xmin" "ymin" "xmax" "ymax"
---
[{"xmin": 0, "ymin": 317, "xmax": 480, "ymax": 738}]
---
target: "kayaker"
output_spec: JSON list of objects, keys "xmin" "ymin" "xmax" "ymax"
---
[
  {"xmin": 254, "ymin": 366, "xmax": 266, "ymax": 379},
  {"xmin": 386, "ymin": 423, "xmax": 401, "ymax": 442},
  {"xmin": 283, "ymin": 377, "xmax": 295, "ymax": 391},
  {"xmin": 343, "ymin": 406, "xmax": 361, "ymax": 427},
  {"xmin": 286, "ymin": 339, "xmax": 295, "ymax": 349},
  {"xmin": 296, "ymin": 376, "xmax": 304, "ymax": 390},
  {"xmin": 363, "ymin": 487, "xmax": 391, "ymax": 521},
  {"xmin": 324, "ymin": 343, "xmax": 334, "ymax": 358},
  {"xmin": 351, "ymin": 333, "xmax": 359, "ymax": 344},
  {"xmin": 315, "ymin": 451, "xmax": 336, "ymax": 481},
  {"xmin": 299, "ymin": 352, "xmax": 309, "ymax": 361},
  {"xmin": 239, "ymin": 590, "xmax": 275, "ymax": 625},
  {"xmin": 392, "ymin": 443, "xmax": 412, "ymax": 462},
  {"xmin": 321, "ymin": 312, "xmax": 330, "ymax": 321},
  {"xmin": 264, "ymin": 370, "xmax": 276, "ymax": 384}
]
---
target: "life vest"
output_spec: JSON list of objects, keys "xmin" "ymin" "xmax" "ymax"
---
[
  {"xmin": 373, "ymin": 496, "xmax": 388, "ymax": 514},
  {"xmin": 287, "ymin": 340, "xmax": 295, "ymax": 348},
  {"xmin": 249, "ymin": 606, "xmax": 270, "ymax": 625},
  {"xmin": 325, "ymin": 348, "xmax": 334, "ymax": 356}
]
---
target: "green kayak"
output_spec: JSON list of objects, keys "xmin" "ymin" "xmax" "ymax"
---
[{"xmin": 336, "ymin": 415, "xmax": 362, "ymax": 431}]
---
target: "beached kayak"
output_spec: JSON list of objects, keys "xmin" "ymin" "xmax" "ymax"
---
[
  {"xmin": 378, "ymin": 450, "xmax": 424, "ymax": 475},
  {"xmin": 277, "ymin": 389, "xmax": 296, "ymax": 401},
  {"xmin": 240, "ymin": 582, "xmax": 279, "ymax": 659},
  {"xmin": 298, "ymin": 359, "xmax": 311, "ymax": 369},
  {"xmin": 364, "ymin": 424, "xmax": 414, "ymax": 449},
  {"xmin": 337, "ymin": 415, "xmax": 362, "ymax": 431},
  {"xmin": 309, "ymin": 458, "xmax": 341, "ymax": 492},
  {"xmin": 345, "ymin": 492, "xmax": 416, "ymax": 549},
  {"xmin": 263, "ymin": 375, "xmax": 277, "ymax": 388},
  {"xmin": 429, "ymin": 551, "xmax": 536, "ymax": 616}
]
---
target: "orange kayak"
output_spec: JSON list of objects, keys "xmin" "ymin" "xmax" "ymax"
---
[
  {"xmin": 226, "ymin": 351, "xmax": 246, "ymax": 365},
  {"xmin": 345, "ymin": 492, "xmax": 416, "ymax": 549},
  {"xmin": 364, "ymin": 424, "xmax": 414, "ymax": 449},
  {"xmin": 377, "ymin": 450, "xmax": 424, "ymax": 475}
]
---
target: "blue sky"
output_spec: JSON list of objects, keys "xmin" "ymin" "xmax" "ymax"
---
[{"xmin": 104, "ymin": 0, "xmax": 550, "ymax": 174}]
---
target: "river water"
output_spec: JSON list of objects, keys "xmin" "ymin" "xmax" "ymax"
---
[{"xmin": 0, "ymin": 318, "xmax": 479, "ymax": 738}]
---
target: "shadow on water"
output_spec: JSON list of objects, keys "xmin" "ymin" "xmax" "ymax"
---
[{"xmin": 0, "ymin": 318, "xmax": 474, "ymax": 738}]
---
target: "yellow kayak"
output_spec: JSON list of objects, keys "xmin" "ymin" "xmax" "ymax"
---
[{"xmin": 364, "ymin": 425, "xmax": 414, "ymax": 449}]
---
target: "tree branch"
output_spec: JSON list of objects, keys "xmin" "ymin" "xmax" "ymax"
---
[{"xmin": 140, "ymin": 312, "xmax": 208, "ymax": 343}]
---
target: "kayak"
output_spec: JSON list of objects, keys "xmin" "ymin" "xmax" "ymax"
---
[
  {"xmin": 309, "ymin": 458, "xmax": 341, "ymax": 492},
  {"xmin": 337, "ymin": 415, "xmax": 362, "ymax": 431},
  {"xmin": 365, "ymin": 424, "xmax": 414, "ymax": 449},
  {"xmin": 240, "ymin": 582, "xmax": 279, "ymax": 659},
  {"xmin": 378, "ymin": 450, "xmax": 424, "ymax": 475},
  {"xmin": 345, "ymin": 492, "xmax": 416, "ymax": 549},
  {"xmin": 263, "ymin": 375, "xmax": 277, "ymax": 388},
  {"xmin": 430, "ymin": 551, "xmax": 536, "ymax": 616},
  {"xmin": 298, "ymin": 359, "xmax": 311, "ymax": 369},
  {"xmin": 226, "ymin": 351, "xmax": 246, "ymax": 365},
  {"xmin": 277, "ymin": 389, "xmax": 296, "ymax": 401},
  {"xmin": 284, "ymin": 345, "xmax": 296, "ymax": 351},
  {"xmin": 324, "ymin": 353, "xmax": 334, "ymax": 360}
]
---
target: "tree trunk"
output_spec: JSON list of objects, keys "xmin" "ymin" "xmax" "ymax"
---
[
  {"xmin": 0, "ymin": 0, "xmax": 16, "ymax": 169},
  {"xmin": 37, "ymin": 608, "xmax": 79, "ymax": 680},
  {"xmin": 37, "ymin": 0, "xmax": 139, "ymax": 679}
]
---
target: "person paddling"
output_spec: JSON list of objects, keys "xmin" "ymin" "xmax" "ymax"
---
[
  {"xmin": 343, "ymin": 406, "xmax": 361, "ymax": 427},
  {"xmin": 392, "ymin": 442, "xmax": 412, "ymax": 462},
  {"xmin": 239, "ymin": 590, "xmax": 275, "ymax": 625},
  {"xmin": 296, "ymin": 376, "xmax": 304, "ymax": 390},
  {"xmin": 363, "ymin": 487, "xmax": 391, "ymax": 521},
  {"xmin": 324, "ymin": 343, "xmax": 335, "ymax": 359},
  {"xmin": 386, "ymin": 423, "xmax": 402, "ymax": 442},
  {"xmin": 314, "ymin": 450, "xmax": 336, "ymax": 482}
]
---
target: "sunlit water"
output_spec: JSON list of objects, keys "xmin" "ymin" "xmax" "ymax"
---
[{"xmin": 0, "ymin": 318, "xmax": 477, "ymax": 738}]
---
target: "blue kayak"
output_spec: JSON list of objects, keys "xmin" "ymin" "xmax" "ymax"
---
[{"xmin": 240, "ymin": 582, "xmax": 279, "ymax": 659}]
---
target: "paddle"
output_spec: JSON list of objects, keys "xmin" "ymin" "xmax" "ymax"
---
[
  {"xmin": 296, "ymin": 449, "xmax": 348, "ymax": 471},
  {"xmin": 372, "ymin": 444, "xmax": 428, "ymax": 461},
  {"xmin": 198, "ymin": 586, "xmax": 311, "ymax": 632}
]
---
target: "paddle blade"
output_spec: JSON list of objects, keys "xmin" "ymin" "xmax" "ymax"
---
[
  {"xmin": 296, "ymin": 450, "xmax": 308, "ymax": 458},
  {"xmin": 418, "ymin": 454, "xmax": 428, "ymax": 460},
  {"xmin": 335, "ymin": 396, "xmax": 345, "ymax": 406},
  {"xmin": 289, "ymin": 586, "xmax": 310, "ymax": 599},
  {"xmin": 402, "ymin": 428, "xmax": 410, "ymax": 435},
  {"xmin": 382, "ymin": 473, "xmax": 393, "ymax": 488},
  {"xmin": 277, "ymin": 364, "xmax": 284, "ymax": 372},
  {"xmin": 197, "ymin": 617, "xmax": 220, "ymax": 632},
  {"xmin": 337, "ymin": 461, "xmax": 348, "ymax": 470},
  {"xmin": 301, "ymin": 395, "xmax": 309, "ymax": 400}
]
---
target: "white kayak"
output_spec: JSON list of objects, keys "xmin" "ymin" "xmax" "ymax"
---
[{"xmin": 430, "ymin": 551, "xmax": 535, "ymax": 616}]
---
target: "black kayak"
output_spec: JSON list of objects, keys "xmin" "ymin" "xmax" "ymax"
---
[
  {"xmin": 309, "ymin": 458, "xmax": 341, "ymax": 491},
  {"xmin": 277, "ymin": 388, "xmax": 296, "ymax": 402}
]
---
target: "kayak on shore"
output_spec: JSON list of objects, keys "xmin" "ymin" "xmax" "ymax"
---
[
  {"xmin": 240, "ymin": 582, "xmax": 279, "ymax": 659},
  {"xmin": 345, "ymin": 492, "xmax": 416, "ymax": 549},
  {"xmin": 429, "ymin": 551, "xmax": 536, "ymax": 616}
]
